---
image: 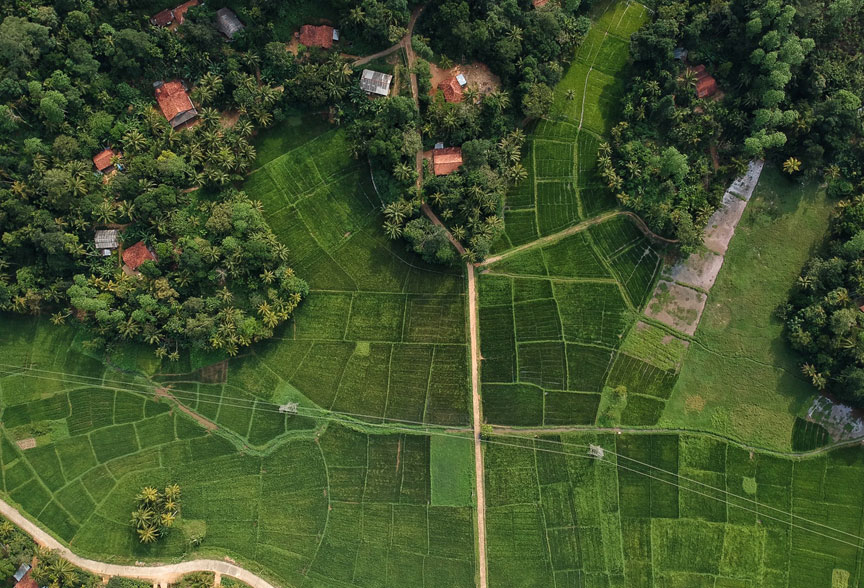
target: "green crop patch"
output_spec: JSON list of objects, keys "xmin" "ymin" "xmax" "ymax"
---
[
  {"xmin": 606, "ymin": 353, "xmax": 679, "ymax": 399},
  {"xmin": 540, "ymin": 233, "xmax": 609, "ymax": 278},
  {"xmin": 519, "ymin": 342, "xmax": 567, "ymax": 390},
  {"xmin": 536, "ymin": 181, "xmax": 582, "ymax": 235},
  {"xmin": 483, "ymin": 383, "xmax": 544, "ymax": 425},
  {"xmin": 544, "ymin": 391, "xmax": 601, "ymax": 424},
  {"xmin": 67, "ymin": 388, "xmax": 114, "ymax": 435},
  {"xmin": 479, "ymin": 305, "xmax": 517, "ymax": 384},
  {"xmin": 553, "ymin": 281, "xmax": 631, "ymax": 346},
  {"xmin": 514, "ymin": 298, "xmax": 562, "ymax": 342},
  {"xmin": 607, "ymin": 240, "xmax": 662, "ymax": 308},
  {"xmin": 620, "ymin": 394, "xmax": 665, "ymax": 425},
  {"xmin": 566, "ymin": 343, "xmax": 614, "ymax": 392},
  {"xmin": 89, "ymin": 424, "xmax": 139, "ymax": 462},
  {"xmin": 791, "ymin": 418, "xmax": 830, "ymax": 452},
  {"xmin": 54, "ymin": 435, "xmax": 98, "ymax": 479},
  {"xmin": 25, "ymin": 445, "xmax": 66, "ymax": 491}
]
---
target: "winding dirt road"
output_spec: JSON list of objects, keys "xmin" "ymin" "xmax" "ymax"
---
[{"xmin": 0, "ymin": 498, "xmax": 276, "ymax": 588}]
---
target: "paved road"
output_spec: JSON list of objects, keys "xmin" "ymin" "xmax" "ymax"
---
[{"xmin": 0, "ymin": 499, "xmax": 278, "ymax": 588}]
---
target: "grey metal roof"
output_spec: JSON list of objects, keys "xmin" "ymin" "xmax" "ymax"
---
[
  {"xmin": 215, "ymin": 8, "xmax": 244, "ymax": 38},
  {"xmin": 94, "ymin": 229, "xmax": 119, "ymax": 250},
  {"xmin": 360, "ymin": 69, "xmax": 393, "ymax": 96},
  {"xmin": 13, "ymin": 564, "xmax": 30, "ymax": 582}
]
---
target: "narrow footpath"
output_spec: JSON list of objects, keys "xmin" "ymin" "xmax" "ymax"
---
[{"xmin": 0, "ymin": 498, "xmax": 276, "ymax": 588}]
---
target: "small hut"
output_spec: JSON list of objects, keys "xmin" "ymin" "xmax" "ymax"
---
[{"xmin": 215, "ymin": 8, "xmax": 244, "ymax": 39}]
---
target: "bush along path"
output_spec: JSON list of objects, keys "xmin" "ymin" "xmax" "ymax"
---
[{"xmin": 0, "ymin": 498, "xmax": 277, "ymax": 588}]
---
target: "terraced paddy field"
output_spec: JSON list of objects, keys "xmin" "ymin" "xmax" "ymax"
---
[
  {"xmin": 1, "ymin": 1, "xmax": 863, "ymax": 587},
  {"xmin": 0, "ymin": 315, "xmax": 477, "ymax": 587},
  {"xmin": 485, "ymin": 431, "xmax": 864, "ymax": 588}
]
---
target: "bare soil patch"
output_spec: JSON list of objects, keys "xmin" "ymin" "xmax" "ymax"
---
[
  {"xmin": 155, "ymin": 388, "xmax": 219, "ymax": 431},
  {"xmin": 644, "ymin": 280, "xmax": 707, "ymax": 336},
  {"xmin": 200, "ymin": 360, "xmax": 228, "ymax": 384},
  {"xmin": 16, "ymin": 438, "xmax": 36, "ymax": 450},
  {"xmin": 685, "ymin": 395, "xmax": 706, "ymax": 413},
  {"xmin": 428, "ymin": 61, "xmax": 500, "ymax": 98},
  {"xmin": 219, "ymin": 110, "xmax": 240, "ymax": 128},
  {"xmin": 664, "ymin": 248, "xmax": 725, "ymax": 291}
]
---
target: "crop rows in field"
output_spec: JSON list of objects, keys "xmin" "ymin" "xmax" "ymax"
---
[
  {"xmin": 486, "ymin": 431, "xmax": 864, "ymax": 588},
  {"xmin": 494, "ymin": 0, "xmax": 649, "ymax": 254},
  {"xmin": 480, "ymin": 215, "xmax": 669, "ymax": 426},
  {"xmin": 235, "ymin": 130, "xmax": 472, "ymax": 428},
  {"xmin": 0, "ymin": 362, "xmax": 476, "ymax": 587}
]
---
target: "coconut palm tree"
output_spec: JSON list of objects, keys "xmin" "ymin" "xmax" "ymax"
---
[
  {"xmin": 566, "ymin": 89, "xmax": 575, "ymax": 101},
  {"xmin": 393, "ymin": 162, "xmax": 415, "ymax": 183},
  {"xmin": 782, "ymin": 157, "xmax": 802, "ymax": 174},
  {"xmin": 384, "ymin": 221, "xmax": 403, "ymax": 240},
  {"xmin": 138, "ymin": 525, "xmax": 159, "ymax": 544}
]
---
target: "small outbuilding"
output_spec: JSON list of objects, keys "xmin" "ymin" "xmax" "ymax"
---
[
  {"xmin": 12, "ymin": 565, "xmax": 30, "ymax": 584},
  {"xmin": 95, "ymin": 229, "xmax": 120, "ymax": 256},
  {"xmin": 433, "ymin": 146, "xmax": 463, "ymax": 176},
  {"xmin": 360, "ymin": 69, "xmax": 393, "ymax": 97},
  {"xmin": 438, "ymin": 77, "xmax": 463, "ymax": 103},
  {"xmin": 122, "ymin": 241, "xmax": 158, "ymax": 275},
  {"xmin": 215, "ymin": 8, "xmax": 244, "ymax": 39},
  {"xmin": 13, "ymin": 568, "xmax": 36, "ymax": 588},
  {"xmin": 92, "ymin": 148, "xmax": 118, "ymax": 173},
  {"xmin": 456, "ymin": 74, "xmax": 467, "ymax": 87},
  {"xmin": 299, "ymin": 24, "xmax": 337, "ymax": 49},
  {"xmin": 154, "ymin": 80, "xmax": 198, "ymax": 129}
]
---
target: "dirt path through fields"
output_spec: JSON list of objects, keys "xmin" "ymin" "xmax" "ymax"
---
[
  {"xmin": 479, "ymin": 210, "xmax": 676, "ymax": 267},
  {"xmin": 0, "ymin": 498, "xmax": 276, "ymax": 588},
  {"xmin": 466, "ymin": 264, "xmax": 488, "ymax": 588}
]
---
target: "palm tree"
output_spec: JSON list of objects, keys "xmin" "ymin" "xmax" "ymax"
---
[
  {"xmin": 131, "ymin": 509, "xmax": 154, "ymax": 528},
  {"xmin": 677, "ymin": 69, "xmax": 697, "ymax": 89},
  {"xmin": 348, "ymin": 6, "xmax": 366, "ymax": 24},
  {"xmin": 138, "ymin": 525, "xmax": 159, "ymax": 544},
  {"xmin": 566, "ymin": 89, "xmax": 575, "ymax": 101},
  {"xmin": 199, "ymin": 107, "xmax": 220, "ymax": 126},
  {"xmin": 508, "ymin": 163, "xmax": 528, "ymax": 184},
  {"xmin": 384, "ymin": 221, "xmax": 403, "ymax": 240},
  {"xmin": 138, "ymin": 486, "xmax": 160, "ymax": 504},
  {"xmin": 782, "ymin": 157, "xmax": 802, "ymax": 174},
  {"xmin": 393, "ymin": 162, "xmax": 415, "ymax": 183}
]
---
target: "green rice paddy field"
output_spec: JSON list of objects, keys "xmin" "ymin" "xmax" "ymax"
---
[{"xmin": 1, "ymin": 0, "xmax": 863, "ymax": 587}]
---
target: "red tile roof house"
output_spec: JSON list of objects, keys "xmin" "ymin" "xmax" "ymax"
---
[
  {"xmin": 438, "ymin": 77, "xmax": 464, "ymax": 103},
  {"xmin": 299, "ymin": 25, "xmax": 335, "ymax": 49},
  {"xmin": 154, "ymin": 80, "xmax": 198, "ymax": 129},
  {"xmin": 122, "ymin": 241, "xmax": 158, "ymax": 275},
  {"xmin": 150, "ymin": 0, "xmax": 198, "ymax": 28},
  {"xmin": 433, "ymin": 147, "xmax": 463, "ymax": 176},
  {"xmin": 690, "ymin": 64, "xmax": 718, "ymax": 99},
  {"xmin": 92, "ymin": 148, "xmax": 117, "ymax": 173}
]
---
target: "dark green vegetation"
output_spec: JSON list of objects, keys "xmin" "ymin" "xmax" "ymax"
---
[
  {"xmin": 486, "ymin": 431, "xmax": 864, "ymax": 588},
  {"xmin": 601, "ymin": 0, "xmax": 864, "ymax": 248},
  {"xmin": 0, "ymin": 515, "xmax": 36, "ymax": 578},
  {"xmin": 130, "ymin": 484, "xmax": 181, "ymax": 544},
  {"xmin": 783, "ymin": 194, "xmax": 864, "ymax": 405},
  {"xmin": 665, "ymin": 167, "xmax": 834, "ymax": 450}
]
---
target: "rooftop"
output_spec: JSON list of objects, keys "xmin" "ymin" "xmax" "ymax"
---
[
  {"xmin": 438, "ymin": 77, "xmax": 463, "ymax": 103},
  {"xmin": 155, "ymin": 81, "xmax": 197, "ymax": 127},
  {"xmin": 299, "ymin": 24, "xmax": 335, "ymax": 49},
  {"xmin": 92, "ymin": 148, "xmax": 116, "ymax": 172},
  {"xmin": 95, "ymin": 229, "xmax": 120, "ymax": 250},
  {"xmin": 690, "ymin": 64, "xmax": 718, "ymax": 99},
  {"xmin": 360, "ymin": 69, "xmax": 393, "ymax": 96},
  {"xmin": 433, "ymin": 146, "xmax": 463, "ymax": 176},
  {"xmin": 215, "ymin": 8, "xmax": 244, "ymax": 39},
  {"xmin": 122, "ymin": 241, "xmax": 157, "ymax": 271}
]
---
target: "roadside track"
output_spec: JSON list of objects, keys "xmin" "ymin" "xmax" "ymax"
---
[{"xmin": 0, "ymin": 498, "xmax": 277, "ymax": 588}]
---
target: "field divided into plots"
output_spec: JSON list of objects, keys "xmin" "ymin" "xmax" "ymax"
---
[
  {"xmin": 479, "ymin": 214, "xmax": 665, "ymax": 427},
  {"xmin": 0, "ymin": 321, "xmax": 476, "ymax": 587},
  {"xmin": 493, "ymin": 0, "xmax": 651, "ymax": 253},
  {"xmin": 211, "ymin": 129, "xmax": 472, "ymax": 430},
  {"xmin": 486, "ymin": 431, "xmax": 864, "ymax": 588}
]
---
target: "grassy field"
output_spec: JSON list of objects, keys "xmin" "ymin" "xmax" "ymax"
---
[
  {"xmin": 486, "ymin": 431, "xmax": 864, "ymax": 588},
  {"xmin": 662, "ymin": 167, "xmax": 834, "ymax": 450}
]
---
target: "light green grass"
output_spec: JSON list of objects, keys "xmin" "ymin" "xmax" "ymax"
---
[
  {"xmin": 429, "ymin": 435, "xmax": 474, "ymax": 507},
  {"xmin": 661, "ymin": 166, "xmax": 833, "ymax": 450}
]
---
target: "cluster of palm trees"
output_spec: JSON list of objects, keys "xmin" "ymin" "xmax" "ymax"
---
[
  {"xmin": 130, "ymin": 484, "xmax": 181, "ymax": 544},
  {"xmin": 31, "ymin": 549, "xmax": 91, "ymax": 588}
]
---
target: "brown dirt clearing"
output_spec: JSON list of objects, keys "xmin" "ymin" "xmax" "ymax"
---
[{"xmin": 429, "ymin": 61, "xmax": 500, "ymax": 98}]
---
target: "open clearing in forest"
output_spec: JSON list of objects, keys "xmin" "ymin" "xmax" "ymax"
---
[{"xmin": 663, "ymin": 167, "xmax": 835, "ymax": 450}]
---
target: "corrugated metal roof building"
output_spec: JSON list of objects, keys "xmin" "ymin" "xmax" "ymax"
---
[{"xmin": 360, "ymin": 69, "xmax": 393, "ymax": 96}]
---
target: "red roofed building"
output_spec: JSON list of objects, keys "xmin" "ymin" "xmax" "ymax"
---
[
  {"xmin": 299, "ymin": 25, "xmax": 335, "ymax": 49},
  {"xmin": 155, "ymin": 81, "xmax": 198, "ymax": 129},
  {"xmin": 438, "ymin": 77, "xmax": 464, "ymax": 103},
  {"xmin": 533, "ymin": 0, "xmax": 550, "ymax": 6},
  {"xmin": 690, "ymin": 64, "xmax": 718, "ymax": 99},
  {"xmin": 122, "ymin": 241, "xmax": 157, "ymax": 273},
  {"xmin": 14, "ymin": 570, "xmax": 38, "ymax": 588},
  {"xmin": 150, "ymin": 0, "xmax": 198, "ymax": 28},
  {"xmin": 93, "ymin": 148, "xmax": 117, "ymax": 172},
  {"xmin": 433, "ymin": 147, "xmax": 463, "ymax": 176}
]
